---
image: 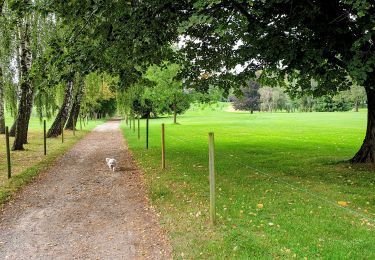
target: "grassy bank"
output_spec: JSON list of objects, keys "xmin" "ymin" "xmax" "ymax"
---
[
  {"xmin": 0, "ymin": 116, "xmax": 103, "ymax": 205},
  {"xmin": 122, "ymin": 105, "xmax": 374, "ymax": 259}
]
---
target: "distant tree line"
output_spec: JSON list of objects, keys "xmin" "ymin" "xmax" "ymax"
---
[{"xmin": 231, "ymin": 82, "xmax": 367, "ymax": 113}]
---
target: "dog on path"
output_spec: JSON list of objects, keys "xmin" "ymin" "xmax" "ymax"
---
[{"xmin": 106, "ymin": 158, "xmax": 117, "ymax": 171}]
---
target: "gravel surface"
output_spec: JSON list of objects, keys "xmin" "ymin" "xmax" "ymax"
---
[{"xmin": 0, "ymin": 120, "xmax": 171, "ymax": 259}]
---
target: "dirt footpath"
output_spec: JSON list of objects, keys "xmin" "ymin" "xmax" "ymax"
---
[{"xmin": 0, "ymin": 120, "xmax": 171, "ymax": 259}]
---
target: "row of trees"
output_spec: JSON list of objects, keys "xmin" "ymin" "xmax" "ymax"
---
[
  {"xmin": 0, "ymin": 1, "xmax": 118, "ymax": 150},
  {"xmin": 117, "ymin": 63, "xmax": 228, "ymax": 124},
  {"xmin": 0, "ymin": 0, "xmax": 373, "ymax": 163},
  {"xmin": 232, "ymin": 82, "xmax": 367, "ymax": 113},
  {"xmin": 117, "ymin": 63, "xmax": 191, "ymax": 124}
]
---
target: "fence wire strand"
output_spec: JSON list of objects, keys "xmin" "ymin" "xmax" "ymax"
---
[{"xmin": 164, "ymin": 133, "xmax": 375, "ymax": 224}]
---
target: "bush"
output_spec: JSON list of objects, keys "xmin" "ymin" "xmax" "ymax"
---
[
  {"xmin": 233, "ymin": 81, "xmax": 260, "ymax": 113},
  {"xmin": 314, "ymin": 96, "xmax": 352, "ymax": 112}
]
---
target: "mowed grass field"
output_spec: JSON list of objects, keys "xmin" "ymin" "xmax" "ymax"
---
[
  {"xmin": 0, "ymin": 115, "xmax": 103, "ymax": 205},
  {"xmin": 122, "ymin": 104, "xmax": 375, "ymax": 259}
]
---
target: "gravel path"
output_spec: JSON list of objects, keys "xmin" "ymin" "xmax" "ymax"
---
[{"xmin": 0, "ymin": 120, "xmax": 171, "ymax": 259}]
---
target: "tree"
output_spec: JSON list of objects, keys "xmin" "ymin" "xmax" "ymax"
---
[
  {"xmin": 12, "ymin": 12, "xmax": 34, "ymax": 150},
  {"xmin": 81, "ymin": 72, "xmax": 117, "ymax": 119},
  {"xmin": 46, "ymin": 80, "xmax": 73, "ymax": 138},
  {"xmin": 259, "ymin": 87, "xmax": 273, "ymax": 112},
  {"xmin": 143, "ymin": 63, "xmax": 192, "ymax": 123},
  {"xmin": 271, "ymin": 87, "xmax": 287, "ymax": 112},
  {"xmin": 299, "ymin": 95, "xmax": 315, "ymax": 112},
  {"xmin": 315, "ymin": 95, "xmax": 351, "ymax": 112},
  {"xmin": 65, "ymin": 75, "xmax": 84, "ymax": 130},
  {"xmin": 344, "ymin": 85, "xmax": 367, "ymax": 112},
  {"xmin": 0, "ymin": 0, "xmax": 59, "ymax": 148},
  {"xmin": 169, "ymin": 1, "xmax": 375, "ymax": 163},
  {"xmin": 48, "ymin": 1, "xmax": 375, "ymax": 162},
  {"xmin": 233, "ymin": 81, "xmax": 260, "ymax": 114}
]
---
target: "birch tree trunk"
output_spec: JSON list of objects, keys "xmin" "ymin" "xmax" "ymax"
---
[
  {"xmin": 65, "ymin": 77, "xmax": 85, "ymax": 130},
  {"xmin": 12, "ymin": 20, "xmax": 34, "ymax": 151},
  {"xmin": 9, "ymin": 25, "xmax": 24, "ymax": 137},
  {"xmin": 47, "ymin": 80, "xmax": 74, "ymax": 138}
]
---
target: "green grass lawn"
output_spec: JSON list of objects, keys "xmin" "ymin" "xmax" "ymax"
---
[
  {"xmin": 122, "ymin": 104, "xmax": 374, "ymax": 259},
  {"xmin": 0, "ymin": 114, "xmax": 103, "ymax": 205}
]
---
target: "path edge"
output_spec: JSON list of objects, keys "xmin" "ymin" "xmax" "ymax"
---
[
  {"xmin": 122, "ymin": 136, "xmax": 173, "ymax": 258},
  {"xmin": 0, "ymin": 128, "xmax": 96, "ymax": 210}
]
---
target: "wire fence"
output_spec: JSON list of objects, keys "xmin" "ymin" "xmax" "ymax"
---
[{"xmin": 127, "ymin": 122, "xmax": 375, "ymax": 224}]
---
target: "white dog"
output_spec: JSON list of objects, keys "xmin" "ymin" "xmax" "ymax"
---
[{"xmin": 106, "ymin": 158, "xmax": 117, "ymax": 171}]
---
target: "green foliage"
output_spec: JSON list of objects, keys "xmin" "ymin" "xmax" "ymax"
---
[
  {"xmin": 232, "ymin": 81, "xmax": 260, "ymax": 112},
  {"xmin": 299, "ymin": 95, "xmax": 315, "ymax": 112},
  {"xmin": 339, "ymin": 84, "xmax": 367, "ymax": 112},
  {"xmin": 118, "ymin": 63, "xmax": 193, "ymax": 120},
  {"xmin": 143, "ymin": 63, "xmax": 192, "ymax": 118},
  {"xmin": 314, "ymin": 96, "xmax": 352, "ymax": 112},
  {"xmin": 163, "ymin": 0, "xmax": 375, "ymax": 102},
  {"xmin": 3, "ymin": 81, "xmax": 17, "ymax": 116},
  {"xmin": 47, "ymin": 0, "xmax": 180, "ymax": 88},
  {"xmin": 193, "ymin": 85, "xmax": 225, "ymax": 107},
  {"xmin": 257, "ymin": 85, "xmax": 362, "ymax": 113},
  {"xmin": 81, "ymin": 71, "xmax": 117, "ymax": 117}
]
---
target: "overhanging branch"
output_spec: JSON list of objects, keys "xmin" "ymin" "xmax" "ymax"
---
[{"xmin": 230, "ymin": 1, "xmax": 253, "ymax": 23}]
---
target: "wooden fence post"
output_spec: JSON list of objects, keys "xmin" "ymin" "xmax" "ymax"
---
[
  {"xmin": 44, "ymin": 120, "xmax": 47, "ymax": 155},
  {"xmin": 5, "ymin": 126, "xmax": 11, "ymax": 179},
  {"xmin": 146, "ymin": 116, "xmax": 149, "ymax": 149},
  {"xmin": 161, "ymin": 123, "xmax": 165, "ymax": 169},
  {"xmin": 137, "ymin": 116, "xmax": 140, "ymax": 140},
  {"xmin": 208, "ymin": 132, "xmax": 216, "ymax": 225}
]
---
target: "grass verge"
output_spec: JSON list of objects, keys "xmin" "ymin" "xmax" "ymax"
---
[{"xmin": 122, "ymin": 105, "xmax": 374, "ymax": 259}]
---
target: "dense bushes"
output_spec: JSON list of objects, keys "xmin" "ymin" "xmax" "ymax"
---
[
  {"xmin": 230, "ymin": 83, "xmax": 366, "ymax": 113},
  {"xmin": 314, "ymin": 96, "xmax": 352, "ymax": 112}
]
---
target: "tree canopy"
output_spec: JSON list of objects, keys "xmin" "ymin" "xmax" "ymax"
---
[{"xmin": 0, "ymin": 0, "xmax": 374, "ymax": 162}]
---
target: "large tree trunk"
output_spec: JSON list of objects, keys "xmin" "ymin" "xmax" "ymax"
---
[
  {"xmin": 9, "ymin": 120, "xmax": 16, "ymax": 136},
  {"xmin": 47, "ymin": 81, "xmax": 74, "ymax": 138},
  {"xmin": 9, "ymin": 25, "xmax": 24, "ymax": 138},
  {"xmin": 0, "ymin": 65, "xmax": 5, "ymax": 134},
  {"xmin": 350, "ymin": 87, "xmax": 375, "ymax": 163},
  {"xmin": 65, "ymin": 79, "xmax": 84, "ymax": 130},
  {"xmin": 12, "ymin": 20, "xmax": 33, "ymax": 151}
]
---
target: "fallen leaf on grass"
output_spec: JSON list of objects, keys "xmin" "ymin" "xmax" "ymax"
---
[
  {"xmin": 337, "ymin": 201, "xmax": 348, "ymax": 207},
  {"xmin": 257, "ymin": 203, "xmax": 264, "ymax": 209}
]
